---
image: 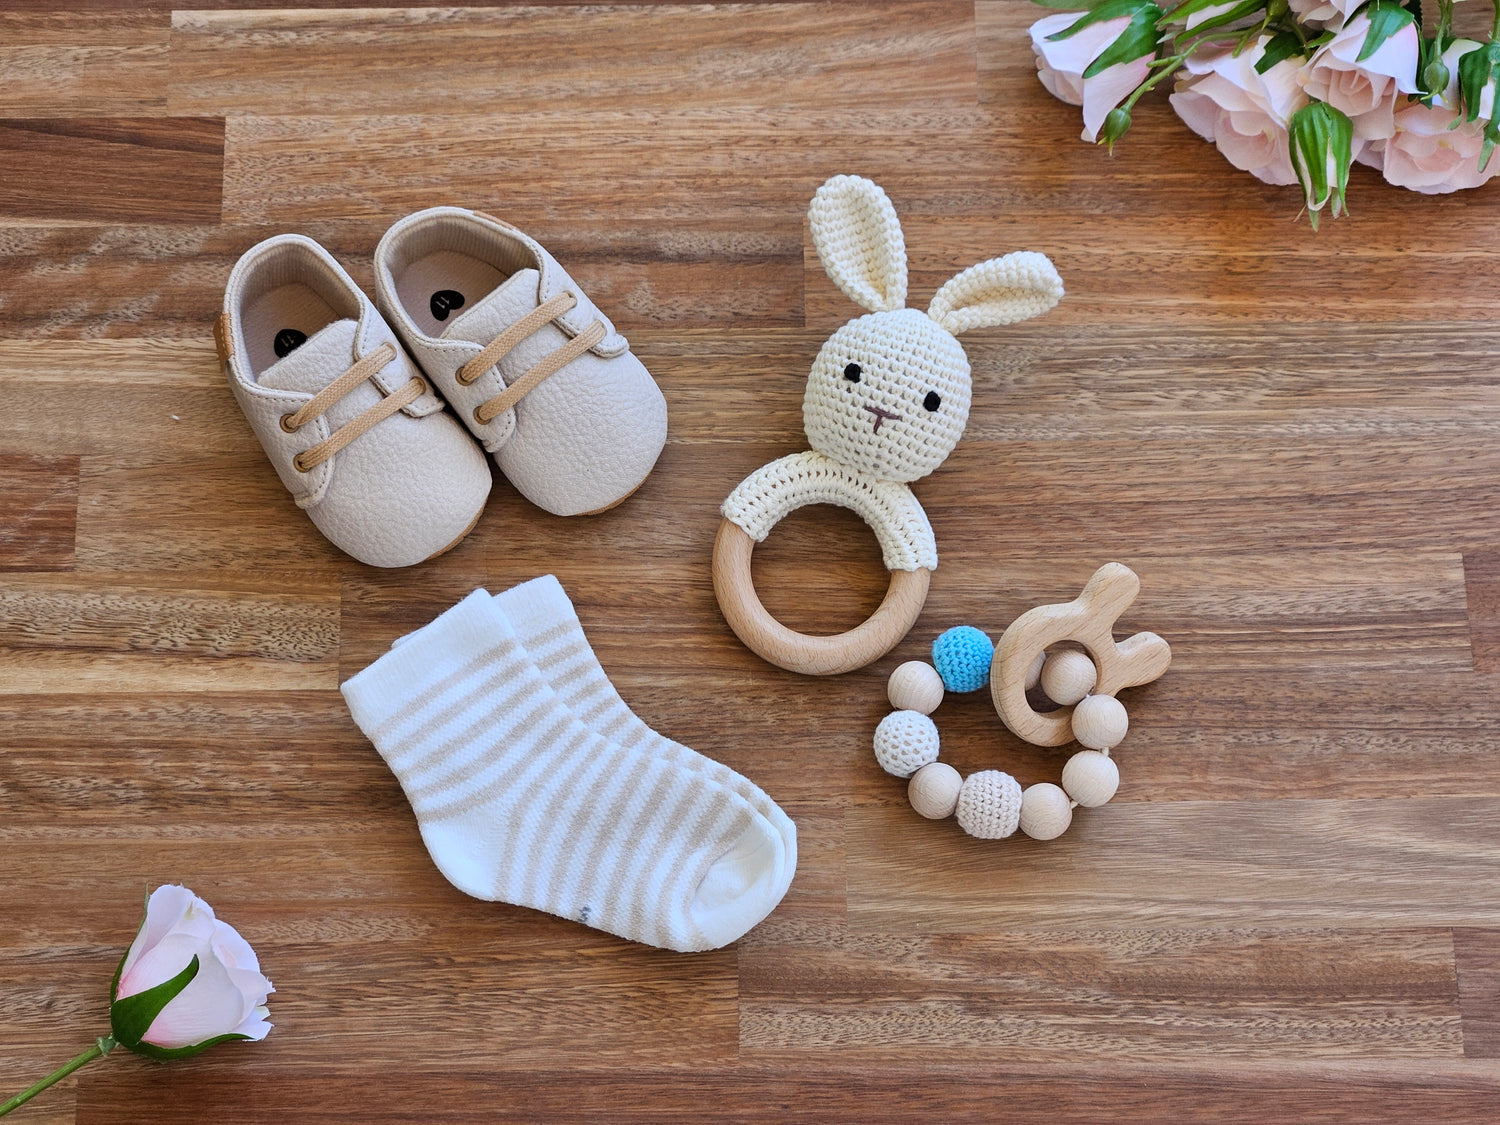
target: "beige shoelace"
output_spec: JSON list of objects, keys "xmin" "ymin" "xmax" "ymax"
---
[
  {"xmin": 455, "ymin": 292, "xmax": 608, "ymax": 425},
  {"xmin": 280, "ymin": 342, "xmax": 426, "ymax": 473}
]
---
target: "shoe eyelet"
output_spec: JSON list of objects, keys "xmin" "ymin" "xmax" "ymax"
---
[
  {"xmin": 455, "ymin": 363, "xmax": 474, "ymax": 386},
  {"xmin": 280, "ymin": 413, "xmax": 300, "ymax": 433},
  {"xmin": 292, "ymin": 453, "xmax": 312, "ymax": 473},
  {"xmin": 473, "ymin": 407, "xmax": 488, "ymax": 425}
]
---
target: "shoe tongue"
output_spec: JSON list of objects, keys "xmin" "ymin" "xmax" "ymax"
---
[
  {"xmin": 256, "ymin": 318, "xmax": 359, "ymax": 394},
  {"xmin": 443, "ymin": 268, "xmax": 541, "ymax": 346}
]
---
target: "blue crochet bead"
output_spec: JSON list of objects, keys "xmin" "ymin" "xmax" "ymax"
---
[{"xmin": 931, "ymin": 626, "xmax": 995, "ymax": 693}]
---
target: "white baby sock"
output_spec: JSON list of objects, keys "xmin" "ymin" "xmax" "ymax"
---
[
  {"xmin": 341, "ymin": 590, "xmax": 790, "ymax": 952},
  {"xmin": 490, "ymin": 576, "xmax": 798, "ymax": 883}
]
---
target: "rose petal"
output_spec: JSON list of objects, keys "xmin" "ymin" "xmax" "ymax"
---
[
  {"xmin": 210, "ymin": 918, "xmax": 262, "ymax": 975},
  {"xmin": 1031, "ymin": 13, "xmax": 1133, "ymax": 79},
  {"xmin": 139, "ymin": 936, "xmax": 257, "ymax": 1049},
  {"xmin": 118, "ymin": 885, "xmax": 201, "ymax": 985},
  {"xmin": 1082, "ymin": 56, "xmax": 1152, "ymax": 142}
]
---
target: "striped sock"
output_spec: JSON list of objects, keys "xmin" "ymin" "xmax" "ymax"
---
[
  {"xmin": 489, "ymin": 575, "xmax": 797, "ymax": 888},
  {"xmin": 341, "ymin": 590, "xmax": 790, "ymax": 952}
]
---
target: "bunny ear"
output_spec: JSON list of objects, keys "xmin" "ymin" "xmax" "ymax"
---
[
  {"xmin": 808, "ymin": 175, "xmax": 908, "ymax": 313},
  {"xmin": 926, "ymin": 252, "xmax": 1064, "ymax": 335}
]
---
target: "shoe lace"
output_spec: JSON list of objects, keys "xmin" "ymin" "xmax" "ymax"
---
[
  {"xmin": 454, "ymin": 292, "xmax": 607, "ymax": 425},
  {"xmin": 279, "ymin": 342, "xmax": 425, "ymax": 473}
]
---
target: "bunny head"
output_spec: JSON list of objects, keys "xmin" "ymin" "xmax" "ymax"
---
[{"xmin": 802, "ymin": 176, "xmax": 1064, "ymax": 484}]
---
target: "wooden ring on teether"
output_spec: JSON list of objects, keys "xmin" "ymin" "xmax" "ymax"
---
[
  {"xmin": 990, "ymin": 563, "xmax": 1171, "ymax": 746},
  {"xmin": 712, "ymin": 518, "xmax": 930, "ymax": 676}
]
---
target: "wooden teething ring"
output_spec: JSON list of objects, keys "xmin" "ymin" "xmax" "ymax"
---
[
  {"xmin": 712, "ymin": 518, "xmax": 930, "ymax": 676},
  {"xmin": 990, "ymin": 563, "xmax": 1171, "ymax": 746}
]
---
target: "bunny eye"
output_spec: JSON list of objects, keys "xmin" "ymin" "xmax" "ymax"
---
[
  {"xmin": 843, "ymin": 363, "xmax": 862, "ymax": 383},
  {"xmin": 923, "ymin": 391, "xmax": 941, "ymax": 412}
]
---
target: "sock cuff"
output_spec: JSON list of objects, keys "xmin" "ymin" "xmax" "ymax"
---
[
  {"xmin": 490, "ymin": 573, "xmax": 575, "ymax": 637},
  {"xmin": 341, "ymin": 588, "xmax": 513, "ymax": 740}
]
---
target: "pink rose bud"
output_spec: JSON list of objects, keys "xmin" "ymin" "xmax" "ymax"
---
[
  {"xmin": 111, "ymin": 885, "xmax": 273, "ymax": 1056},
  {"xmin": 1289, "ymin": 101, "xmax": 1355, "ymax": 227}
]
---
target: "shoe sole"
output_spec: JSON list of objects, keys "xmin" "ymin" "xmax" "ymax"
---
[
  {"xmin": 423, "ymin": 507, "xmax": 485, "ymax": 563},
  {"xmin": 579, "ymin": 479, "xmax": 644, "ymax": 516}
]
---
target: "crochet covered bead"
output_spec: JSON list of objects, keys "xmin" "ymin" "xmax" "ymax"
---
[
  {"xmin": 932, "ymin": 626, "xmax": 994, "ymax": 693},
  {"xmin": 872, "ymin": 710, "xmax": 940, "ymax": 778},
  {"xmin": 954, "ymin": 770, "xmax": 1023, "ymax": 839}
]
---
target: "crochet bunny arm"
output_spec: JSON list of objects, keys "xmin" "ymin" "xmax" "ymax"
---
[{"xmin": 720, "ymin": 450, "xmax": 938, "ymax": 572}]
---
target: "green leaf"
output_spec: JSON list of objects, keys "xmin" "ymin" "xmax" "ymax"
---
[
  {"xmin": 1255, "ymin": 30, "xmax": 1307, "ymax": 74},
  {"xmin": 1482, "ymin": 115, "xmax": 1500, "ymax": 172},
  {"xmin": 1458, "ymin": 42, "xmax": 1500, "ymax": 123},
  {"xmin": 1083, "ymin": 4, "xmax": 1166, "ymax": 78},
  {"xmin": 127, "ymin": 1033, "xmax": 252, "ymax": 1063},
  {"xmin": 1160, "ymin": 0, "xmax": 1234, "ymax": 22},
  {"xmin": 1166, "ymin": 0, "xmax": 1263, "ymax": 36},
  {"xmin": 109, "ymin": 955, "xmax": 200, "ymax": 1049},
  {"xmin": 1357, "ymin": 2, "xmax": 1417, "ymax": 64},
  {"xmin": 1047, "ymin": 0, "xmax": 1157, "ymax": 40}
]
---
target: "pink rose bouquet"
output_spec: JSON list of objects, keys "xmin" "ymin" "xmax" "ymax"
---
[
  {"xmin": 1030, "ymin": 0, "xmax": 1500, "ymax": 224},
  {"xmin": 0, "ymin": 886, "xmax": 272, "ymax": 1117}
]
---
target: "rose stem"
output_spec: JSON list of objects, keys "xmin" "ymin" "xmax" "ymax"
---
[{"xmin": 0, "ymin": 1037, "xmax": 115, "ymax": 1117}]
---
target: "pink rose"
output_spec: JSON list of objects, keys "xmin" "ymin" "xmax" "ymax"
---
[
  {"xmin": 1301, "ymin": 12, "xmax": 1420, "ymax": 140},
  {"xmin": 115, "ymin": 885, "xmax": 273, "ymax": 1050},
  {"xmin": 1359, "ymin": 39, "xmax": 1500, "ymax": 194},
  {"xmin": 1031, "ymin": 12, "xmax": 1154, "ymax": 142},
  {"xmin": 1287, "ymin": 0, "xmax": 1362, "ymax": 29},
  {"xmin": 1170, "ymin": 36, "xmax": 1310, "ymax": 185}
]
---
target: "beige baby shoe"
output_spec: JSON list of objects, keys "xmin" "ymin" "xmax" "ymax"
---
[
  {"xmin": 219, "ymin": 234, "xmax": 492, "ymax": 567},
  {"xmin": 373, "ymin": 207, "xmax": 667, "ymax": 516}
]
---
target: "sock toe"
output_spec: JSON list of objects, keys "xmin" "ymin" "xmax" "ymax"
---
[{"xmin": 686, "ymin": 816, "xmax": 789, "ymax": 951}]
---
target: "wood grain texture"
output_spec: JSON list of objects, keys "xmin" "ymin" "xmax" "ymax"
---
[
  {"xmin": 0, "ymin": 573, "xmax": 339, "ymax": 692},
  {"xmin": 0, "ymin": 118, "xmax": 223, "ymax": 224},
  {"xmin": 1465, "ymin": 549, "xmax": 1500, "ymax": 674},
  {"xmin": 167, "ymin": 3, "xmax": 977, "ymax": 116},
  {"xmin": 1457, "ymin": 929, "xmax": 1500, "ymax": 1058},
  {"xmin": 0, "ymin": 455, "xmax": 78, "ymax": 571},
  {"xmin": 64, "ymin": 1063, "xmax": 1500, "ymax": 1123},
  {"xmin": 741, "ymin": 927, "xmax": 1461, "ymax": 1059},
  {"xmin": 5, "ymin": 2, "xmax": 1500, "ymax": 1120},
  {"xmin": 0, "ymin": 13, "xmax": 168, "ymax": 117}
]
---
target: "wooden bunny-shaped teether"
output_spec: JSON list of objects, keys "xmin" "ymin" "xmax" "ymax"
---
[
  {"xmin": 713, "ymin": 175, "xmax": 1064, "ymax": 675},
  {"xmin": 991, "ymin": 563, "xmax": 1172, "ymax": 746}
]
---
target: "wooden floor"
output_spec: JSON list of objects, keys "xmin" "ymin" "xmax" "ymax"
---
[{"xmin": 4, "ymin": 1, "xmax": 1500, "ymax": 1120}]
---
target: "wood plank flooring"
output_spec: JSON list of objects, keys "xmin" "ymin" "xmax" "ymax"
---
[{"xmin": 3, "ymin": 1, "xmax": 1500, "ymax": 1120}]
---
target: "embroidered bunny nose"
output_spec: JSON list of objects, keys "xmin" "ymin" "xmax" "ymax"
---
[{"xmin": 864, "ymin": 405, "xmax": 902, "ymax": 433}]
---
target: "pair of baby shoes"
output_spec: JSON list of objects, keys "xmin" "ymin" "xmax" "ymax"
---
[{"xmin": 217, "ymin": 208, "xmax": 668, "ymax": 567}]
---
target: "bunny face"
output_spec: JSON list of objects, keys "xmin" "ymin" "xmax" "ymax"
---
[{"xmin": 803, "ymin": 309, "xmax": 971, "ymax": 483}]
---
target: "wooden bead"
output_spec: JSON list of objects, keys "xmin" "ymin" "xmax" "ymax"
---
[
  {"xmin": 872, "ymin": 710, "xmax": 940, "ymax": 778},
  {"xmin": 1071, "ymin": 693, "xmax": 1128, "ymax": 750},
  {"xmin": 908, "ymin": 762, "xmax": 963, "ymax": 820},
  {"xmin": 1024, "ymin": 651, "xmax": 1046, "ymax": 691},
  {"xmin": 887, "ymin": 660, "xmax": 945, "ymax": 715},
  {"xmin": 1061, "ymin": 750, "xmax": 1119, "ymax": 808},
  {"xmin": 1018, "ymin": 782, "xmax": 1073, "ymax": 841},
  {"xmin": 1039, "ymin": 649, "xmax": 1096, "ymax": 706}
]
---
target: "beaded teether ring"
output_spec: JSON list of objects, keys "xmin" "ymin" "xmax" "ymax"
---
[{"xmin": 871, "ymin": 564, "xmax": 1170, "ymax": 841}]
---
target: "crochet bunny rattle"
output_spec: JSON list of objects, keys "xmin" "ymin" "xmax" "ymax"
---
[{"xmin": 713, "ymin": 175, "xmax": 1065, "ymax": 675}]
